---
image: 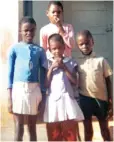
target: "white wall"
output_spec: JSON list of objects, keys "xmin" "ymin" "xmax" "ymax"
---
[
  {"xmin": 0, "ymin": 0, "xmax": 19, "ymax": 91},
  {"xmin": 0, "ymin": 0, "xmax": 19, "ymax": 64},
  {"xmin": 0, "ymin": 0, "xmax": 19, "ymax": 127}
]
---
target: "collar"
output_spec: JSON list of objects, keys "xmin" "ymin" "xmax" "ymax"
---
[
  {"xmin": 47, "ymin": 50, "xmax": 72, "ymax": 63},
  {"xmin": 49, "ymin": 22, "xmax": 64, "ymax": 27},
  {"xmin": 78, "ymin": 51, "xmax": 96, "ymax": 59},
  {"xmin": 20, "ymin": 41, "xmax": 33, "ymax": 45}
]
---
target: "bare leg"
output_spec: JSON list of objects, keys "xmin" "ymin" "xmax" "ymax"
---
[
  {"xmin": 76, "ymin": 122, "xmax": 81, "ymax": 141},
  {"xmin": 62, "ymin": 120, "xmax": 77, "ymax": 141},
  {"xmin": 13, "ymin": 114, "xmax": 24, "ymax": 141},
  {"xmin": 27, "ymin": 115, "xmax": 37, "ymax": 141},
  {"xmin": 83, "ymin": 117, "xmax": 93, "ymax": 141},
  {"xmin": 46, "ymin": 122, "xmax": 62, "ymax": 141},
  {"xmin": 98, "ymin": 118, "xmax": 111, "ymax": 141},
  {"xmin": 38, "ymin": 94, "xmax": 46, "ymax": 122}
]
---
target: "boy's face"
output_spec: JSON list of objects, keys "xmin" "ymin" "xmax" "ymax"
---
[
  {"xmin": 76, "ymin": 35, "xmax": 94, "ymax": 55},
  {"xmin": 20, "ymin": 22, "xmax": 36, "ymax": 43},
  {"xmin": 49, "ymin": 40, "xmax": 64, "ymax": 58},
  {"xmin": 47, "ymin": 4, "xmax": 63, "ymax": 24}
]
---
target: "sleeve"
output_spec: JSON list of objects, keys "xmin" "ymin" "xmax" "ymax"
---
[
  {"xmin": 7, "ymin": 46, "xmax": 16, "ymax": 88},
  {"xmin": 71, "ymin": 58, "xmax": 78, "ymax": 71},
  {"xmin": 39, "ymin": 48, "xmax": 48, "ymax": 69},
  {"xmin": 103, "ymin": 58, "xmax": 113, "ymax": 78},
  {"xmin": 62, "ymin": 24, "xmax": 75, "ymax": 49},
  {"xmin": 40, "ymin": 28, "xmax": 48, "ymax": 51}
]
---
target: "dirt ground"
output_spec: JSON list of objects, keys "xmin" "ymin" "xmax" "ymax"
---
[
  {"xmin": 1, "ymin": 94, "xmax": 113, "ymax": 141},
  {"xmin": 0, "ymin": 63, "xmax": 113, "ymax": 141}
]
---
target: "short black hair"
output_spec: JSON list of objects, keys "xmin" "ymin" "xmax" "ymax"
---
[
  {"xmin": 48, "ymin": 33, "xmax": 65, "ymax": 46},
  {"xmin": 76, "ymin": 30, "xmax": 93, "ymax": 40},
  {"xmin": 19, "ymin": 16, "xmax": 36, "ymax": 26},
  {"xmin": 48, "ymin": 1, "xmax": 63, "ymax": 11}
]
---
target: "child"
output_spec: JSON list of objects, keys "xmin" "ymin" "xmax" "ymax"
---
[
  {"xmin": 39, "ymin": 0, "xmax": 80, "ymax": 133},
  {"xmin": 76, "ymin": 30, "xmax": 113, "ymax": 141},
  {"xmin": 43, "ymin": 33, "xmax": 84, "ymax": 141},
  {"xmin": 40, "ymin": 1, "xmax": 75, "ymax": 58},
  {"xmin": 7, "ymin": 16, "xmax": 47, "ymax": 141}
]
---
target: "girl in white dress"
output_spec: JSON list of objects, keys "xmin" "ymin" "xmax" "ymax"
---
[{"xmin": 44, "ymin": 33, "xmax": 84, "ymax": 141}]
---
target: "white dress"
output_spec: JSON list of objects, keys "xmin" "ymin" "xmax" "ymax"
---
[{"xmin": 44, "ymin": 57, "xmax": 84, "ymax": 122}]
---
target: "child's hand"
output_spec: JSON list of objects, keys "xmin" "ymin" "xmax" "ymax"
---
[
  {"xmin": 54, "ymin": 17, "xmax": 65, "ymax": 36},
  {"xmin": 59, "ymin": 62, "xmax": 66, "ymax": 70},
  {"xmin": 54, "ymin": 58, "xmax": 67, "ymax": 70},
  {"xmin": 54, "ymin": 17, "xmax": 62, "ymax": 27},
  {"xmin": 51, "ymin": 58, "xmax": 63, "ymax": 69},
  {"xmin": 8, "ymin": 100, "xmax": 13, "ymax": 114},
  {"xmin": 7, "ymin": 89, "xmax": 13, "ymax": 114},
  {"xmin": 106, "ymin": 99, "xmax": 113, "ymax": 120},
  {"xmin": 51, "ymin": 60, "xmax": 60, "ymax": 69}
]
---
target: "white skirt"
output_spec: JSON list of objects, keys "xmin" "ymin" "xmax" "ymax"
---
[
  {"xmin": 12, "ymin": 82, "xmax": 42, "ymax": 115},
  {"xmin": 44, "ymin": 93, "xmax": 84, "ymax": 122}
]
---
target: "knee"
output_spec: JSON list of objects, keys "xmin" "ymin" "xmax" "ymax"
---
[
  {"xmin": 15, "ymin": 122, "xmax": 24, "ymax": 130},
  {"xmin": 28, "ymin": 124, "xmax": 36, "ymax": 133}
]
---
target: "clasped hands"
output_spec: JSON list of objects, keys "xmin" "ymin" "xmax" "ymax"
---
[{"xmin": 51, "ymin": 57, "xmax": 66, "ymax": 70}]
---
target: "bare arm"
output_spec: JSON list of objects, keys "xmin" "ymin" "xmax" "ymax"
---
[
  {"xmin": 7, "ymin": 88, "xmax": 13, "ymax": 113},
  {"xmin": 102, "ymin": 58, "xmax": 113, "ymax": 119},
  {"xmin": 58, "ymin": 25, "xmax": 75, "ymax": 49},
  {"xmin": 45, "ymin": 66, "xmax": 53, "ymax": 88},
  {"xmin": 105, "ymin": 75, "xmax": 113, "ymax": 101},
  {"xmin": 105, "ymin": 75, "xmax": 113, "ymax": 119},
  {"xmin": 59, "ymin": 25, "xmax": 75, "ymax": 49},
  {"xmin": 62, "ymin": 64, "xmax": 77, "ymax": 85},
  {"xmin": 45, "ymin": 60, "xmax": 60, "ymax": 88},
  {"xmin": 54, "ymin": 18, "xmax": 75, "ymax": 49}
]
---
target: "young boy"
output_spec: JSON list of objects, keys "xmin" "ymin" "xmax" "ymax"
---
[
  {"xmin": 40, "ymin": 1, "xmax": 75, "ymax": 58},
  {"xmin": 76, "ymin": 30, "xmax": 113, "ymax": 141}
]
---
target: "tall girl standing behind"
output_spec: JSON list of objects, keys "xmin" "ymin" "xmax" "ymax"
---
[
  {"xmin": 40, "ymin": 1, "xmax": 75, "ymax": 58},
  {"xmin": 7, "ymin": 16, "xmax": 47, "ymax": 141},
  {"xmin": 44, "ymin": 34, "xmax": 84, "ymax": 141}
]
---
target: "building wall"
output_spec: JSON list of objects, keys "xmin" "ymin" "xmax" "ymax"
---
[
  {"xmin": 32, "ymin": 1, "xmax": 113, "ymax": 68},
  {"xmin": 0, "ymin": 0, "xmax": 19, "ymax": 64},
  {"xmin": 0, "ymin": 0, "xmax": 19, "ymax": 129},
  {"xmin": 63, "ymin": 1, "xmax": 113, "ymax": 67},
  {"xmin": 32, "ymin": 1, "xmax": 49, "ymax": 43}
]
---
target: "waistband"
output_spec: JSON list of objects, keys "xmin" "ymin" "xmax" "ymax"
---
[{"xmin": 13, "ymin": 82, "xmax": 40, "ymax": 92}]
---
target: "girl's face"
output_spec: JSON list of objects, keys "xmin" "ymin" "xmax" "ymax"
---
[
  {"xmin": 76, "ymin": 35, "xmax": 94, "ymax": 55},
  {"xmin": 49, "ymin": 40, "xmax": 64, "ymax": 58},
  {"xmin": 47, "ymin": 4, "xmax": 63, "ymax": 24},
  {"xmin": 20, "ymin": 22, "xmax": 36, "ymax": 43}
]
